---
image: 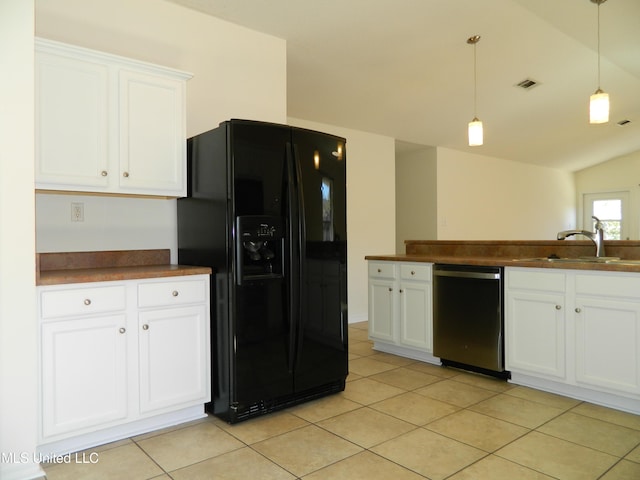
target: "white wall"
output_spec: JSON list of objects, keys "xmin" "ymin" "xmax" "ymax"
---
[
  {"xmin": 436, "ymin": 147, "xmax": 575, "ymax": 240},
  {"xmin": 575, "ymin": 149, "xmax": 640, "ymax": 238},
  {"xmin": 36, "ymin": 194, "xmax": 179, "ymax": 258},
  {"xmin": 395, "ymin": 144, "xmax": 437, "ymax": 252},
  {"xmin": 0, "ymin": 2, "xmax": 42, "ymax": 479},
  {"xmin": 289, "ymin": 118, "xmax": 396, "ymax": 323},
  {"xmin": 35, "ymin": 0, "xmax": 287, "ymax": 258}
]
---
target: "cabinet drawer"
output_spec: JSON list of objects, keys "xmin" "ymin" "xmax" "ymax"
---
[
  {"xmin": 138, "ymin": 278, "xmax": 207, "ymax": 308},
  {"xmin": 575, "ymin": 272, "xmax": 640, "ymax": 299},
  {"xmin": 506, "ymin": 268, "xmax": 566, "ymax": 293},
  {"xmin": 400, "ymin": 263, "xmax": 432, "ymax": 281},
  {"xmin": 368, "ymin": 262, "xmax": 396, "ymax": 279},
  {"xmin": 40, "ymin": 285, "xmax": 126, "ymax": 319}
]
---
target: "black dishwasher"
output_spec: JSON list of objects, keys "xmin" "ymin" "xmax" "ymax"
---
[{"xmin": 433, "ymin": 264, "xmax": 509, "ymax": 379}]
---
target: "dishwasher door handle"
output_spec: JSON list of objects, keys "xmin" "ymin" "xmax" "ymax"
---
[{"xmin": 434, "ymin": 270, "xmax": 501, "ymax": 280}]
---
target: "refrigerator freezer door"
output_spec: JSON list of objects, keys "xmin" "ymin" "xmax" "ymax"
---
[{"xmin": 229, "ymin": 121, "xmax": 295, "ymax": 413}]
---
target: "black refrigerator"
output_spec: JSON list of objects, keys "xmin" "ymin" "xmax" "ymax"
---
[{"xmin": 177, "ymin": 119, "xmax": 348, "ymax": 423}]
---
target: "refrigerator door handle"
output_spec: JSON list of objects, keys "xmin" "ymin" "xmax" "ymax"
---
[
  {"xmin": 285, "ymin": 142, "xmax": 299, "ymax": 373},
  {"xmin": 291, "ymin": 143, "xmax": 307, "ymax": 369}
]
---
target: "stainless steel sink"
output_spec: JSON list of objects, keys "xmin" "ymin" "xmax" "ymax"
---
[
  {"xmin": 514, "ymin": 257, "xmax": 624, "ymax": 264},
  {"xmin": 605, "ymin": 259, "xmax": 640, "ymax": 265},
  {"xmin": 511, "ymin": 256, "xmax": 640, "ymax": 265}
]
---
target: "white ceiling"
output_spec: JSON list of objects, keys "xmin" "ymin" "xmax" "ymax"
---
[{"xmin": 168, "ymin": 0, "xmax": 640, "ymax": 171}]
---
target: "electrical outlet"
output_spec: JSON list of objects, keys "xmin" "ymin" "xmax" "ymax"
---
[{"xmin": 71, "ymin": 202, "xmax": 84, "ymax": 222}]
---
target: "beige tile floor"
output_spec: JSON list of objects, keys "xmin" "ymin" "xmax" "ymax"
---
[{"xmin": 43, "ymin": 321, "xmax": 640, "ymax": 479}]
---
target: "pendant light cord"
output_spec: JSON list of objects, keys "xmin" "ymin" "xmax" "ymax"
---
[
  {"xmin": 597, "ymin": 1, "xmax": 601, "ymax": 89},
  {"xmin": 473, "ymin": 41, "xmax": 478, "ymax": 116}
]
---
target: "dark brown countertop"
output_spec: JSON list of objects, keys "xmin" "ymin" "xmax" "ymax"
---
[
  {"xmin": 36, "ymin": 249, "xmax": 212, "ymax": 286},
  {"xmin": 366, "ymin": 240, "xmax": 640, "ymax": 273},
  {"xmin": 365, "ymin": 254, "xmax": 640, "ymax": 272}
]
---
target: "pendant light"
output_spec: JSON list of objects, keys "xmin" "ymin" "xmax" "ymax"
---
[
  {"xmin": 467, "ymin": 35, "xmax": 483, "ymax": 146},
  {"xmin": 589, "ymin": 0, "xmax": 609, "ymax": 124}
]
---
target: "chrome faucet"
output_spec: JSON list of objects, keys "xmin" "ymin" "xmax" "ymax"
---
[{"xmin": 557, "ymin": 216, "xmax": 606, "ymax": 257}]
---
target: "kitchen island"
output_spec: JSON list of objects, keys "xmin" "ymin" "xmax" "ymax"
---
[
  {"xmin": 35, "ymin": 249, "xmax": 212, "ymax": 458},
  {"xmin": 366, "ymin": 240, "xmax": 640, "ymax": 416}
]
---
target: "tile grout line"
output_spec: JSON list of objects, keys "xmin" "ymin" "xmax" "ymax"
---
[{"xmin": 129, "ymin": 438, "xmax": 173, "ymax": 479}]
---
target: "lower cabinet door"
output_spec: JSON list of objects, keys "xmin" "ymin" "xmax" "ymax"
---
[
  {"xmin": 575, "ymin": 296, "xmax": 640, "ymax": 395},
  {"xmin": 41, "ymin": 314, "xmax": 128, "ymax": 438},
  {"xmin": 399, "ymin": 280, "xmax": 432, "ymax": 350},
  {"xmin": 368, "ymin": 278, "xmax": 396, "ymax": 342},
  {"xmin": 505, "ymin": 291, "xmax": 566, "ymax": 379},
  {"xmin": 138, "ymin": 305, "xmax": 208, "ymax": 413}
]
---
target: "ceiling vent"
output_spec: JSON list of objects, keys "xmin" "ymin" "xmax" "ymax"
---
[
  {"xmin": 515, "ymin": 78, "xmax": 539, "ymax": 90},
  {"xmin": 617, "ymin": 119, "xmax": 631, "ymax": 126}
]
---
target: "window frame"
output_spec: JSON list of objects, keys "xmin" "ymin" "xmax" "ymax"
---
[{"xmin": 582, "ymin": 190, "xmax": 630, "ymax": 240}]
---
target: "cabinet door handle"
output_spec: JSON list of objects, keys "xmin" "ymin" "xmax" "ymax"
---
[
  {"xmin": 101, "ymin": 170, "xmax": 108, "ymax": 177},
  {"xmin": 555, "ymin": 305, "xmax": 562, "ymax": 310},
  {"xmin": 172, "ymin": 290, "xmax": 179, "ymax": 297},
  {"xmin": 122, "ymin": 171, "xmax": 129, "ymax": 178},
  {"xmin": 411, "ymin": 270, "xmax": 415, "ymax": 275},
  {"xmin": 142, "ymin": 324, "xmax": 149, "ymax": 331},
  {"xmin": 575, "ymin": 307, "xmax": 581, "ymax": 313},
  {"xmin": 388, "ymin": 287, "xmax": 392, "ymax": 292},
  {"xmin": 119, "ymin": 327, "xmax": 126, "ymax": 334},
  {"xmin": 399, "ymin": 289, "xmax": 403, "ymax": 293},
  {"xmin": 83, "ymin": 298, "xmax": 91, "ymax": 306},
  {"xmin": 377, "ymin": 268, "xmax": 381, "ymax": 273}
]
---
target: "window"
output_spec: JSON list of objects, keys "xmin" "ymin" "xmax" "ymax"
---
[{"xmin": 583, "ymin": 191, "xmax": 629, "ymax": 240}]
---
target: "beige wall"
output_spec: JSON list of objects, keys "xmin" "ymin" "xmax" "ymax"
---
[
  {"xmin": 395, "ymin": 144, "xmax": 437, "ymax": 253},
  {"xmin": 575, "ymin": 149, "xmax": 640, "ymax": 238},
  {"xmin": 0, "ymin": 1, "xmax": 41, "ymax": 479},
  {"xmin": 435, "ymin": 147, "xmax": 575, "ymax": 240},
  {"xmin": 289, "ymin": 118, "xmax": 396, "ymax": 323}
]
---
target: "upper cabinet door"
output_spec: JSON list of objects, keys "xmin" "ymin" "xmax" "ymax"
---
[
  {"xmin": 118, "ymin": 70, "xmax": 187, "ymax": 196},
  {"xmin": 35, "ymin": 38, "xmax": 192, "ymax": 197},
  {"xmin": 36, "ymin": 51, "xmax": 110, "ymax": 188}
]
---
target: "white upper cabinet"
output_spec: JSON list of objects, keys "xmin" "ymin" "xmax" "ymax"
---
[
  {"xmin": 36, "ymin": 50, "xmax": 110, "ymax": 188},
  {"xmin": 35, "ymin": 38, "xmax": 192, "ymax": 197}
]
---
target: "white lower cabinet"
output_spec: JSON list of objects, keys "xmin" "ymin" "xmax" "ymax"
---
[
  {"xmin": 138, "ymin": 305, "xmax": 209, "ymax": 414},
  {"xmin": 574, "ymin": 273, "xmax": 640, "ymax": 396},
  {"xmin": 368, "ymin": 262, "xmax": 396, "ymax": 343},
  {"xmin": 41, "ymin": 313, "xmax": 128, "ymax": 438},
  {"xmin": 506, "ymin": 267, "xmax": 640, "ymax": 414},
  {"xmin": 368, "ymin": 261, "xmax": 436, "ymax": 362},
  {"xmin": 505, "ymin": 269, "xmax": 566, "ymax": 380},
  {"xmin": 37, "ymin": 275, "xmax": 210, "ymax": 454}
]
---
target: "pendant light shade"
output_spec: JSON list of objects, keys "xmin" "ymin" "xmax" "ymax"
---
[
  {"xmin": 590, "ymin": 89, "xmax": 609, "ymax": 124},
  {"xmin": 468, "ymin": 117, "xmax": 483, "ymax": 146},
  {"xmin": 589, "ymin": 0, "xmax": 609, "ymax": 124},
  {"xmin": 467, "ymin": 35, "xmax": 483, "ymax": 146}
]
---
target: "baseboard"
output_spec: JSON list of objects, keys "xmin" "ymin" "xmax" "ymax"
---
[{"xmin": 37, "ymin": 405, "xmax": 206, "ymax": 459}]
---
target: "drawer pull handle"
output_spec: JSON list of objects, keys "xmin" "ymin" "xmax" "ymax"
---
[
  {"xmin": 84, "ymin": 299, "xmax": 91, "ymax": 306},
  {"xmin": 377, "ymin": 268, "xmax": 381, "ymax": 273},
  {"xmin": 555, "ymin": 305, "xmax": 562, "ymax": 310},
  {"xmin": 388, "ymin": 287, "xmax": 392, "ymax": 292},
  {"xmin": 142, "ymin": 324, "xmax": 149, "ymax": 331},
  {"xmin": 172, "ymin": 290, "xmax": 179, "ymax": 297},
  {"xmin": 119, "ymin": 327, "xmax": 126, "ymax": 334},
  {"xmin": 101, "ymin": 170, "xmax": 108, "ymax": 177},
  {"xmin": 411, "ymin": 270, "xmax": 415, "ymax": 275},
  {"xmin": 575, "ymin": 307, "xmax": 581, "ymax": 313},
  {"xmin": 123, "ymin": 171, "xmax": 129, "ymax": 178}
]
